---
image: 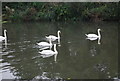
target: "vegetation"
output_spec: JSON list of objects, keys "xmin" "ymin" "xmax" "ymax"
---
[{"xmin": 2, "ymin": 2, "xmax": 119, "ymax": 22}]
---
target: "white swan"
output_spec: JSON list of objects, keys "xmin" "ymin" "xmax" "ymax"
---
[
  {"xmin": 85, "ymin": 29, "xmax": 101, "ymax": 39},
  {"xmin": 0, "ymin": 30, "xmax": 7, "ymax": 41},
  {"xmin": 37, "ymin": 39, "xmax": 52, "ymax": 50},
  {"xmin": 45, "ymin": 30, "xmax": 61, "ymax": 41},
  {"xmin": 85, "ymin": 29, "xmax": 101, "ymax": 44},
  {"xmin": 39, "ymin": 44, "xmax": 58, "ymax": 56}
]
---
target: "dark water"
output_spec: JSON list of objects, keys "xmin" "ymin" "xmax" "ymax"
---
[{"xmin": 0, "ymin": 21, "xmax": 118, "ymax": 79}]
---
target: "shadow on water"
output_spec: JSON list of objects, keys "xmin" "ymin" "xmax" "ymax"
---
[{"xmin": 1, "ymin": 21, "xmax": 118, "ymax": 79}]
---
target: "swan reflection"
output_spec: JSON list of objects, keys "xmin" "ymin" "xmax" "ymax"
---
[
  {"xmin": 90, "ymin": 46, "xmax": 97, "ymax": 56},
  {"xmin": 0, "ymin": 40, "xmax": 7, "ymax": 54}
]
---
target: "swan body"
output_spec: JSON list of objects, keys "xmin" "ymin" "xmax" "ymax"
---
[
  {"xmin": 37, "ymin": 39, "xmax": 52, "ymax": 49},
  {"xmin": 0, "ymin": 36, "xmax": 6, "ymax": 41},
  {"xmin": 46, "ymin": 35, "xmax": 58, "ymax": 41},
  {"xmin": 85, "ymin": 29, "xmax": 101, "ymax": 44},
  {"xmin": 0, "ymin": 36, "xmax": 6, "ymax": 40},
  {"xmin": 46, "ymin": 30, "xmax": 61, "ymax": 41},
  {"xmin": 85, "ymin": 29, "xmax": 101, "ymax": 38},
  {"xmin": 85, "ymin": 34, "xmax": 99, "ymax": 38},
  {"xmin": 39, "ymin": 44, "xmax": 58, "ymax": 55},
  {"xmin": 0, "ymin": 30, "xmax": 7, "ymax": 41},
  {"xmin": 37, "ymin": 42, "xmax": 51, "ymax": 46},
  {"xmin": 86, "ymin": 37, "xmax": 98, "ymax": 40}
]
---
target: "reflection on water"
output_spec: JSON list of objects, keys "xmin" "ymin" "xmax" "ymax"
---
[{"xmin": 1, "ymin": 21, "xmax": 118, "ymax": 79}]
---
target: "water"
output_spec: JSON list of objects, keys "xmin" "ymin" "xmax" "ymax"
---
[{"xmin": 0, "ymin": 21, "xmax": 118, "ymax": 79}]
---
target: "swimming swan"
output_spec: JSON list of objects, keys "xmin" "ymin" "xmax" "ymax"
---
[
  {"xmin": 39, "ymin": 44, "xmax": 58, "ymax": 56},
  {"xmin": 37, "ymin": 39, "xmax": 52, "ymax": 49},
  {"xmin": 46, "ymin": 30, "xmax": 61, "ymax": 41},
  {"xmin": 85, "ymin": 29, "xmax": 101, "ymax": 39},
  {"xmin": 85, "ymin": 29, "xmax": 101, "ymax": 44},
  {"xmin": 0, "ymin": 30, "xmax": 7, "ymax": 41}
]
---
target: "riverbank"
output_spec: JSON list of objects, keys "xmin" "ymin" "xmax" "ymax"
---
[{"xmin": 2, "ymin": 2, "xmax": 119, "ymax": 22}]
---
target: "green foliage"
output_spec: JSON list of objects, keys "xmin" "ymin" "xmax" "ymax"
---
[{"xmin": 2, "ymin": 2, "xmax": 119, "ymax": 22}]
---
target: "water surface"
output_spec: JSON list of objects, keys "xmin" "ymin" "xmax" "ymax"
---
[{"xmin": 1, "ymin": 21, "xmax": 118, "ymax": 79}]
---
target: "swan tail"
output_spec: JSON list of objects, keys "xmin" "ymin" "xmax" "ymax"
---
[
  {"xmin": 85, "ymin": 34, "xmax": 88, "ymax": 36},
  {"xmin": 37, "ymin": 43, "xmax": 39, "ymax": 45},
  {"xmin": 45, "ymin": 36, "xmax": 49, "ymax": 38}
]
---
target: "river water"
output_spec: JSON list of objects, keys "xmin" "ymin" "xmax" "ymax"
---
[{"xmin": 0, "ymin": 21, "xmax": 118, "ymax": 79}]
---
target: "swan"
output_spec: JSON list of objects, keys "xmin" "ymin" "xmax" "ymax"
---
[
  {"xmin": 45, "ymin": 30, "xmax": 61, "ymax": 41},
  {"xmin": 37, "ymin": 38, "xmax": 52, "ymax": 50},
  {"xmin": 85, "ymin": 29, "xmax": 101, "ymax": 44},
  {"xmin": 85, "ymin": 29, "xmax": 101, "ymax": 39},
  {"xmin": 39, "ymin": 44, "xmax": 58, "ymax": 56},
  {"xmin": 0, "ymin": 30, "xmax": 7, "ymax": 41}
]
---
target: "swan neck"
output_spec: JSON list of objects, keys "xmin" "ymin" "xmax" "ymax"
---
[
  {"xmin": 54, "ymin": 54, "xmax": 57, "ymax": 62},
  {"xmin": 58, "ymin": 38, "xmax": 60, "ymax": 44},
  {"xmin": 98, "ymin": 30, "xmax": 100, "ymax": 38},
  {"xmin": 5, "ymin": 39, "xmax": 7, "ymax": 46},
  {"xmin": 98, "ymin": 37, "xmax": 101, "ymax": 44},
  {"xmin": 57, "ymin": 31, "xmax": 60, "ymax": 38},
  {"xmin": 54, "ymin": 44, "xmax": 57, "ymax": 53}
]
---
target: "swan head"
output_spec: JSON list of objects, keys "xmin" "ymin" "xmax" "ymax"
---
[
  {"xmin": 4, "ymin": 29, "xmax": 7, "ymax": 32},
  {"xmin": 98, "ymin": 29, "xmax": 101, "ymax": 31},
  {"xmin": 58, "ymin": 30, "xmax": 61, "ymax": 33},
  {"xmin": 57, "ymin": 30, "xmax": 61, "ymax": 39}
]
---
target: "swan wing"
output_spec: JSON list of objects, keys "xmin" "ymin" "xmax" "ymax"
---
[
  {"xmin": 86, "ymin": 37, "xmax": 98, "ymax": 40},
  {"xmin": 0, "ymin": 36, "xmax": 5, "ymax": 40},
  {"xmin": 37, "ymin": 42, "xmax": 49, "ymax": 46},
  {"xmin": 46, "ymin": 35, "xmax": 58, "ymax": 41},
  {"xmin": 0, "ymin": 36, "xmax": 3, "ymax": 38},
  {"xmin": 39, "ymin": 50, "xmax": 54, "ymax": 55},
  {"xmin": 40, "ymin": 53, "xmax": 55, "ymax": 58},
  {"xmin": 48, "ymin": 35, "xmax": 57, "ymax": 38},
  {"xmin": 86, "ymin": 34, "xmax": 98, "ymax": 38}
]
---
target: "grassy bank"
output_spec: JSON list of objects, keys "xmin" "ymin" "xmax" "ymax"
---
[{"xmin": 2, "ymin": 2, "xmax": 119, "ymax": 22}]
